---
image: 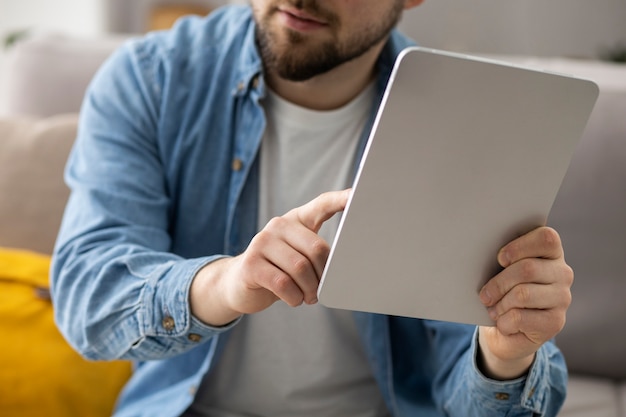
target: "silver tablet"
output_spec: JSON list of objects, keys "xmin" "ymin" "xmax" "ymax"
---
[{"xmin": 317, "ymin": 47, "xmax": 598, "ymax": 326}]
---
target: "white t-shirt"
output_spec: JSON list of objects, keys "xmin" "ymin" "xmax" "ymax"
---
[{"xmin": 185, "ymin": 83, "xmax": 390, "ymax": 417}]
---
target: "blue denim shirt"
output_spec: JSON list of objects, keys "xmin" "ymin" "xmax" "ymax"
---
[{"xmin": 51, "ymin": 6, "xmax": 567, "ymax": 417}]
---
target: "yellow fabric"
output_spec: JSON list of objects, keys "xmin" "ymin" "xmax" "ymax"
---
[{"xmin": 0, "ymin": 247, "xmax": 131, "ymax": 417}]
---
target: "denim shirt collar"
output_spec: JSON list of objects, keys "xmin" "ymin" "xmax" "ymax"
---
[{"xmin": 232, "ymin": 12, "xmax": 265, "ymax": 100}]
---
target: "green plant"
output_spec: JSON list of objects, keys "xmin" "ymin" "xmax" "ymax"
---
[{"xmin": 3, "ymin": 29, "xmax": 31, "ymax": 50}]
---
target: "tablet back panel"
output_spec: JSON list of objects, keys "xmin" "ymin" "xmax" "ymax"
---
[{"xmin": 317, "ymin": 47, "xmax": 598, "ymax": 325}]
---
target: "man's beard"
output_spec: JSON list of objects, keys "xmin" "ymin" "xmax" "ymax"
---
[{"xmin": 255, "ymin": 0, "xmax": 405, "ymax": 82}]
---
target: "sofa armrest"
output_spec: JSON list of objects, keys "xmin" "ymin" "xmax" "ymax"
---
[{"xmin": 0, "ymin": 115, "xmax": 78, "ymax": 254}]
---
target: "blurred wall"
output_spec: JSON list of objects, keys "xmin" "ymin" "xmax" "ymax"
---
[
  {"xmin": 103, "ymin": 0, "xmax": 226, "ymax": 34},
  {"xmin": 2, "ymin": 0, "xmax": 626, "ymax": 58},
  {"xmin": 398, "ymin": 0, "xmax": 626, "ymax": 59},
  {"xmin": 0, "ymin": 0, "xmax": 226, "ymax": 38},
  {"xmin": 0, "ymin": 0, "xmax": 106, "ymax": 37}
]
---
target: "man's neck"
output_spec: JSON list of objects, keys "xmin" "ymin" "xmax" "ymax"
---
[{"xmin": 265, "ymin": 40, "xmax": 386, "ymax": 111}]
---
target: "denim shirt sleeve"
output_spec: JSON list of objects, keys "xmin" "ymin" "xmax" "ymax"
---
[
  {"xmin": 50, "ymin": 38, "xmax": 238, "ymax": 362},
  {"xmin": 441, "ymin": 328, "xmax": 567, "ymax": 416}
]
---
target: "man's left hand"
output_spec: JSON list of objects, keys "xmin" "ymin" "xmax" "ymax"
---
[{"xmin": 478, "ymin": 226, "xmax": 573, "ymax": 380}]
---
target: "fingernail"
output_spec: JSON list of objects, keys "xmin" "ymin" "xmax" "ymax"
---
[{"xmin": 480, "ymin": 288, "xmax": 492, "ymax": 305}]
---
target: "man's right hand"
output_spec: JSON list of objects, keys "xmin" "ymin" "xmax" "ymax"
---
[{"xmin": 190, "ymin": 189, "xmax": 350, "ymax": 326}]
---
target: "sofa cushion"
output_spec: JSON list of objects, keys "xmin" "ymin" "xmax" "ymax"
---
[
  {"xmin": 0, "ymin": 247, "xmax": 131, "ymax": 416},
  {"xmin": 0, "ymin": 115, "xmax": 77, "ymax": 254}
]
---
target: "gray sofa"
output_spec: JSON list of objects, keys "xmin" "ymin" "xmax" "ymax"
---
[{"xmin": 1, "ymin": 34, "xmax": 625, "ymax": 416}]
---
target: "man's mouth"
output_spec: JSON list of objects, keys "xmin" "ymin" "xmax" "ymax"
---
[{"xmin": 276, "ymin": 6, "xmax": 330, "ymax": 31}]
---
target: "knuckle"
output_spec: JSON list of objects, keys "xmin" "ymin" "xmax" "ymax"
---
[
  {"xmin": 310, "ymin": 237, "xmax": 330, "ymax": 259},
  {"xmin": 496, "ymin": 309, "xmax": 522, "ymax": 335},
  {"xmin": 307, "ymin": 198, "xmax": 325, "ymax": 224},
  {"xmin": 518, "ymin": 258, "xmax": 537, "ymax": 281},
  {"xmin": 561, "ymin": 263, "xmax": 574, "ymax": 286},
  {"xmin": 510, "ymin": 308, "xmax": 523, "ymax": 327},
  {"xmin": 292, "ymin": 256, "xmax": 311, "ymax": 276},
  {"xmin": 272, "ymin": 273, "xmax": 294, "ymax": 293},
  {"xmin": 546, "ymin": 310, "xmax": 567, "ymax": 335},
  {"xmin": 514, "ymin": 285, "xmax": 531, "ymax": 305},
  {"xmin": 251, "ymin": 230, "xmax": 271, "ymax": 247},
  {"xmin": 559, "ymin": 286, "xmax": 573, "ymax": 309},
  {"xmin": 564, "ymin": 288, "xmax": 573, "ymax": 308},
  {"xmin": 486, "ymin": 280, "xmax": 504, "ymax": 303},
  {"xmin": 266, "ymin": 216, "xmax": 287, "ymax": 231},
  {"xmin": 271, "ymin": 274, "xmax": 302, "ymax": 306}
]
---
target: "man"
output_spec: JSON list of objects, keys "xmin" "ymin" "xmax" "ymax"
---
[{"xmin": 51, "ymin": 1, "xmax": 572, "ymax": 416}]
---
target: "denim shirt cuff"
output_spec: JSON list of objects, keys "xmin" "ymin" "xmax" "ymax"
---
[
  {"xmin": 462, "ymin": 327, "xmax": 552, "ymax": 415},
  {"xmin": 134, "ymin": 255, "xmax": 239, "ymax": 358}
]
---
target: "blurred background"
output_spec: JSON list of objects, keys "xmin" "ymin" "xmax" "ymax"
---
[
  {"xmin": 399, "ymin": 0, "xmax": 626, "ymax": 60},
  {"xmin": 1, "ymin": 0, "xmax": 625, "ymax": 60}
]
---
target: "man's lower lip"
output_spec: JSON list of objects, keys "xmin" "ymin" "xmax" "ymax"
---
[{"xmin": 278, "ymin": 10, "xmax": 327, "ymax": 31}]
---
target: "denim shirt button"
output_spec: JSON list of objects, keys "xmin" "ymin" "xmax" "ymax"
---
[
  {"xmin": 495, "ymin": 392, "xmax": 510, "ymax": 401},
  {"xmin": 188, "ymin": 333, "xmax": 202, "ymax": 343},
  {"xmin": 162, "ymin": 316, "xmax": 175, "ymax": 331},
  {"xmin": 232, "ymin": 158, "xmax": 243, "ymax": 171}
]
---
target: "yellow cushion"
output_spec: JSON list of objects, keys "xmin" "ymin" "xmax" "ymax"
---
[{"xmin": 0, "ymin": 247, "xmax": 131, "ymax": 417}]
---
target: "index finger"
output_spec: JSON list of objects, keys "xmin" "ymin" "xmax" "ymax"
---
[
  {"xmin": 498, "ymin": 227, "xmax": 564, "ymax": 268},
  {"xmin": 286, "ymin": 189, "xmax": 351, "ymax": 233}
]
